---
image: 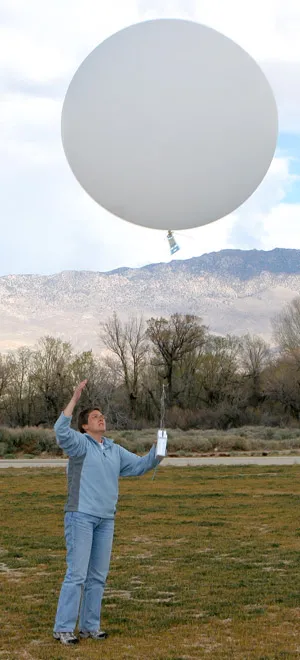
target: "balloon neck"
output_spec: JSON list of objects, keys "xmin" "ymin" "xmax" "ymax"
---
[{"xmin": 167, "ymin": 231, "xmax": 180, "ymax": 255}]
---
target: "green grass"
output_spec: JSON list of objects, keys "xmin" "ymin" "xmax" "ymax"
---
[{"xmin": 1, "ymin": 466, "xmax": 300, "ymax": 658}]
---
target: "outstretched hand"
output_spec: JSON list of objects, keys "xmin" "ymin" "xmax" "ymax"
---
[
  {"xmin": 63, "ymin": 380, "xmax": 88, "ymax": 418},
  {"xmin": 72, "ymin": 379, "xmax": 88, "ymax": 404}
]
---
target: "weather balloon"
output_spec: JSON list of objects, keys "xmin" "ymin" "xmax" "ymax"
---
[{"xmin": 61, "ymin": 19, "xmax": 278, "ymax": 231}]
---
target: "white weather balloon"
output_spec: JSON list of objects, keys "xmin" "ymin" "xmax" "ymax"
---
[{"xmin": 61, "ymin": 19, "xmax": 278, "ymax": 231}]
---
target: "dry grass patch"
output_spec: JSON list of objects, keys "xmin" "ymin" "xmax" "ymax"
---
[
  {"xmin": 1, "ymin": 466, "xmax": 300, "ymax": 658},
  {"xmin": 2, "ymin": 424, "xmax": 300, "ymax": 459}
]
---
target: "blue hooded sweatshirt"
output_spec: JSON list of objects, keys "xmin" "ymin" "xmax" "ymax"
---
[{"xmin": 54, "ymin": 413, "xmax": 161, "ymax": 518}]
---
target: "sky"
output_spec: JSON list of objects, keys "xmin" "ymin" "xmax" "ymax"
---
[{"xmin": 0, "ymin": 0, "xmax": 299, "ymax": 276}]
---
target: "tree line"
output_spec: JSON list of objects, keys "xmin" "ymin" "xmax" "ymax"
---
[{"xmin": 0, "ymin": 297, "xmax": 300, "ymax": 430}]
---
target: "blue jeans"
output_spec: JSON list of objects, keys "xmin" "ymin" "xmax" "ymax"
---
[{"xmin": 53, "ymin": 512, "xmax": 115, "ymax": 633}]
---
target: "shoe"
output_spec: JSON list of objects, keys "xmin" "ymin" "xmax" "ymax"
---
[
  {"xmin": 79, "ymin": 630, "xmax": 108, "ymax": 640},
  {"xmin": 53, "ymin": 632, "xmax": 79, "ymax": 645}
]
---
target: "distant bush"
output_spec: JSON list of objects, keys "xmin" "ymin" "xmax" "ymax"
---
[
  {"xmin": 0, "ymin": 442, "xmax": 7, "ymax": 457},
  {"xmin": 0, "ymin": 427, "xmax": 62, "ymax": 457},
  {"xmin": 111, "ymin": 426, "xmax": 300, "ymax": 455},
  {"xmin": 1, "ymin": 424, "xmax": 300, "ymax": 458},
  {"xmin": 165, "ymin": 405, "xmax": 279, "ymax": 431},
  {"xmin": 167, "ymin": 406, "xmax": 221, "ymax": 430}
]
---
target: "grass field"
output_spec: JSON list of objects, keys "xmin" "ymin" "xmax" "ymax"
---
[{"xmin": 1, "ymin": 465, "xmax": 300, "ymax": 659}]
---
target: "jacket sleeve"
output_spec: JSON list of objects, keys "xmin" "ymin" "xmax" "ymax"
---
[
  {"xmin": 119, "ymin": 444, "xmax": 162, "ymax": 477},
  {"xmin": 54, "ymin": 413, "xmax": 87, "ymax": 458}
]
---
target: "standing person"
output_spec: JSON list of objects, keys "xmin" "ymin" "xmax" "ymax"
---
[{"xmin": 53, "ymin": 380, "xmax": 161, "ymax": 646}]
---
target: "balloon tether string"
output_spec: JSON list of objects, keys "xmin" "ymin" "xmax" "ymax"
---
[{"xmin": 152, "ymin": 384, "xmax": 167, "ymax": 481}]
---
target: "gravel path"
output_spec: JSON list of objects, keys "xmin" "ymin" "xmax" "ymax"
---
[{"xmin": 1, "ymin": 456, "xmax": 300, "ymax": 468}]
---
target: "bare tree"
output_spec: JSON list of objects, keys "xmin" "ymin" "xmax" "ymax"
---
[
  {"xmin": 101, "ymin": 313, "xmax": 148, "ymax": 417},
  {"xmin": 32, "ymin": 336, "xmax": 73, "ymax": 424},
  {"xmin": 264, "ymin": 357, "xmax": 300, "ymax": 418},
  {"xmin": 0, "ymin": 353, "xmax": 13, "ymax": 398},
  {"xmin": 70, "ymin": 350, "xmax": 118, "ymax": 420},
  {"xmin": 239, "ymin": 334, "xmax": 271, "ymax": 405},
  {"xmin": 146, "ymin": 314, "xmax": 206, "ymax": 406},
  {"xmin": 272, "ymin": 297, "xmax": 300, "ymax": 362},
  {"xmin": 195, "ymin": 334, "xmax": 240, "ymax": 407},
  {"xmin": 2, "ymin": 348, "xmax": 35, "ymax": 426}
]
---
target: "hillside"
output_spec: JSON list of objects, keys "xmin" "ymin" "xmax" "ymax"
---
[{"xmin": 0, "ymin": 248, "xmax": 299, "ymax": 352}]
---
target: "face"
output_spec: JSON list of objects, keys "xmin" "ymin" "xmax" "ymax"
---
[{"xmin": 83, "ymin": 410, "xmax": 106, "ymax": 435}]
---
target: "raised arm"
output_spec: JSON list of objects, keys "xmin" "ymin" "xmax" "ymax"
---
[
  {"xmin": 63, "ymin": 380, "xmax": 87, "ymax": 417},
  {"xmin": 119, "ymin": 444, "xmax": 162, "ymax": 477},
  {"xmin": 54, "ymin": 380, "xmax": 88, "ymax": 457}
]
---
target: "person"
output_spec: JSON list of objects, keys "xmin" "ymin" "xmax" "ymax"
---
[{"xmin": 53, "ymin": 379, "xmax": 162, "ymax": 646}]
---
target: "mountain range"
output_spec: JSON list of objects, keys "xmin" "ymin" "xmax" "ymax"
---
[{"xmin": 1, "ymin": 248, "xmax": 299, "ymax": 353}]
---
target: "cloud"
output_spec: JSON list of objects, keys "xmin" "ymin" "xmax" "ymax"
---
[
  {"xmin": 0, "ymin": 0, "xmax": 300, "ymax": 277},
  {"xmin": 1, "ymin": 151, "xmax": 296, "ymax": 277},
  {"xmin": 137, "ymin": 0, "xmax": 197, "ymax": 19},
  {"xmin": 228, "ymin": 157, "xmax": 299, "ymax": 249},
  {"xmin": 262, "ymin": 203, "xmax": 300, "ymax": 250},
  {"xmin": 0, "ymin": 1, "xmax": 139, "ymax": 88},
  {"xmin": 137, "ymin": 0, "xmax": 300, "ymax": 135},
  {"xmin": 260, "ymin": 61, "xmax": 300, "ymax": 135},
  {"xmin": 138, "ymin": 0, "xmax": 300, "ymax": 59},
  {"xmin": 0, "ymin": 75, "xmax": 66, "ymax": 100}
]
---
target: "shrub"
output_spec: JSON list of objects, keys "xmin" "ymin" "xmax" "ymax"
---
[
  {"xmin": 0, "ymin": 427, "xmax": 62, "ymax": 456},
  {"xmin": 231, "ymin": 437, "xmax": 251, "ymax": 452},
  {"xmin": 167, "ymin": 406, "xmax": 221, "ymax": 430},
  {"xmin": 0, "ymin": 442, "xmax": 8, "ymax": 456}
]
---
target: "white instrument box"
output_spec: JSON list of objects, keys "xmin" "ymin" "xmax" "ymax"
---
[{"xmin": 156, "ymin": 429, "xmax": 168, "ymax": 459}]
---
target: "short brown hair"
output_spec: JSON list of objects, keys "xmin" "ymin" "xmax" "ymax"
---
[{"xmin": 78, "ymin": 408, "xmax": 101, "ymax": 433}]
